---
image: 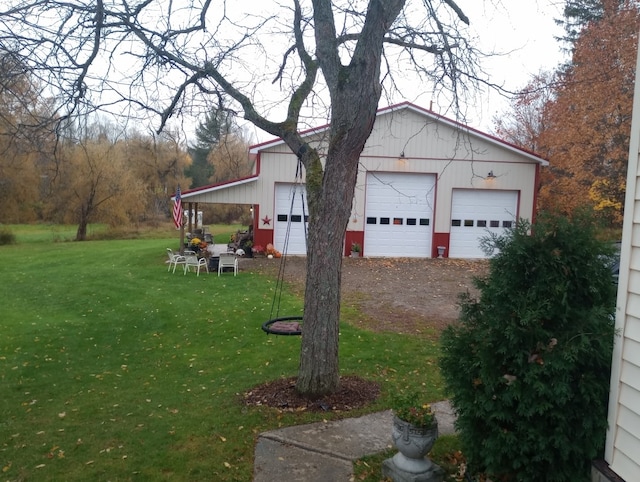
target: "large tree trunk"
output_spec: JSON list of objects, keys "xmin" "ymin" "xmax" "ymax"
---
[
  {"xmin": 296, "ymin": 146, "xmax": 360, "ymax": 395},
  {"xmin": 295, "ymin": 0, "xmax": 405, "ymax": 397}
]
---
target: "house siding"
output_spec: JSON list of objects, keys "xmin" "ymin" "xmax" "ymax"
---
[{"xmin": 605, "ymin": 42, "xmax": 640, "ymax": 481}]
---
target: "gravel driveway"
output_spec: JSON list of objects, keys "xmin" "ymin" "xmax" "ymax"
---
[{"xmin": 244, "ymin": 256, "xmax": 488, "ymax": 335}]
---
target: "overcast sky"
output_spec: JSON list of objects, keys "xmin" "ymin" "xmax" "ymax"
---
[
  {"xmin": 242, "ymin": 1, "xmax": 568, "ymax": 143},
  {"xmin": 452, "ymin": 0, "xmax": 567, "ymax": 131}
]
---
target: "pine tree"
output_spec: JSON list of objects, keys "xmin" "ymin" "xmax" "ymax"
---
[{"xmin": 186, "ymin": 109, "xmax": 234, "ymax": 188}]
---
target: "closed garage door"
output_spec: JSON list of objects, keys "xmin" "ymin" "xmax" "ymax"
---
[
  {"xmin": 364, "ymin": 172, "xmax": 435, "ymax": 257},
  {"xmin": 274, "ymin": 183, "xmax": 308, "ymax": 255},
  {"xmin": 449, "ymin": 190, "xmax": 518, "ymax": 258}
]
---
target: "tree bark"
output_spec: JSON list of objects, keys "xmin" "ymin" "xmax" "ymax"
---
[{"xmin": 295, "ymin": 0, "xmax": 406, "ymax": 397}]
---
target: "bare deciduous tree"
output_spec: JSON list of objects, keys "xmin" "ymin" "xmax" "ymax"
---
[{"xmin": 0, "ymin": 0, "xmax": 478, "ymax": 396}]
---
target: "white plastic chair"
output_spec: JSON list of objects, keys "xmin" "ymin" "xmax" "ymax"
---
[
  {"xmin": 218, "ymin": 252, "xmax": 238, "ymax": 276},
  {"xmin": 183, "ymin": 251, "xmax": 209, "ymax": 276},
  {"xmin": 166, "ymin": 248, "xmax": 186, "ymax": 273}
]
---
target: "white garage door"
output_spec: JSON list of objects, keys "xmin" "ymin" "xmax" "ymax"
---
[
  {"xmin": 274, "ymin": 183, "xmax": 308, "ymax": 255},
  {"xmin": 364, "ymin": 172, "xmax": 435, "ymax": 257},
  {"xmin": 449, "ymin": 190, "xmax": 518, "ymax": 259}
]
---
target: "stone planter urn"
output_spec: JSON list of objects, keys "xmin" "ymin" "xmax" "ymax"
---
[{"xmin": 382, "ymin": 415, "xmax": 444, "ymax": 482}]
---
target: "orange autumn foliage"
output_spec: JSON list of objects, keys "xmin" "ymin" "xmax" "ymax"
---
[{"xmin": 536, "ymin": 0, "xmax": 640, "ymax": 226}]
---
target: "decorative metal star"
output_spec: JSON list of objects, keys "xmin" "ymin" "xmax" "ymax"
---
[{"xmin": 262, "ymin": 215, "xmax": 271, "ymax": 226}]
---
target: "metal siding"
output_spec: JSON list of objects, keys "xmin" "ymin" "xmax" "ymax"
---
[
  {"xmin": 626, "ymin": 295, "xmax": 640, "ymax": 321},
  {"xmin": 631, "ymin": 247, "xmax": 640, "ymax": 271},
  {"xmin": 630, "ymin": 270, "xmax": 640, "ymax": 296},
  {"xmin": 622, "ymin": 338, "xmax": 640, "ymax": 368},
  {"xmin": 610, "ymin": 448, "xmax": 640, "ymax": 482},
  {"xmin": 626, "ymin": 314, "xmax": 640, "ymax": 344},
  {"xmin": 181, "ymin": 180, "xmax": 259, "ymax": 204},
  {"xmin": 620, "ymin": 384, "xmax": 640, "ymax": 425},
  {"xmin": 633, "ymin": 199, "xmax": 640, "ymax": 223},
  {"xmin": 633, "ymin": 223, "xmax": 640, "ymax": 247},
  {"xmin": 621, "ymin": 361, "xmax": 640, "ymax": 394},
  {"xmin": 361, "ymin": 108, "xmax": 538, "ymax": 163}
]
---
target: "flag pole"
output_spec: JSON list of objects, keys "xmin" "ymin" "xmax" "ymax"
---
[
  {"xmin": 179, "ymin": 222, "xmax": 185, "ymax": 255},
  {"xmin": 173, "ymin": 185, "xmax": 185, "ymax": 254}
]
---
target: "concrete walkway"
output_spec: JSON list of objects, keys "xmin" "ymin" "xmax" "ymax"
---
[{"xmin": 253, "ymin": 400, "xmax": 456, "ymax": 482}]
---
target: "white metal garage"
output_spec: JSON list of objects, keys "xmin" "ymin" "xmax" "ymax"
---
[
  {"xmin": 364, "ymin": 172, "xmax": 436, "ymax": 257},
  {"xmin": 274, "ymin": 183, "xmax": 308, "ymax": 255},
  {"xmin": 449, "ymin": 189, "xmax": 518, "ymax": 258}
]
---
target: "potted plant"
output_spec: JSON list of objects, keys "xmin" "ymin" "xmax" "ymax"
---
[
  {"xmin": 382, "ymin": 391, "xmax": 444, "ymax": 481},
  {"xmin": 350, "ymin": 242, "xmax": 361, "ymax": 257}
]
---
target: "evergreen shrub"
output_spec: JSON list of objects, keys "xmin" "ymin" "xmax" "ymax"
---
[{"xmin": 439, "ymin": 211, "xmax": 617, "ymax": 481}]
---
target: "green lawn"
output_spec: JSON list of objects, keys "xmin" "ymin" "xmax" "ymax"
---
[{"xmin": 0, "ymin": 228, "xmax": 446, "ymax": 481}]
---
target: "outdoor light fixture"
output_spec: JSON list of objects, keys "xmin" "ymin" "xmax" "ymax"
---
[
  {"xmin": 487, "ymin": 171, "xmax": 496, "ymax": 180},
  {"xmin": 396, "ymin": 152, "xmax": 408, "ymax": 167}
]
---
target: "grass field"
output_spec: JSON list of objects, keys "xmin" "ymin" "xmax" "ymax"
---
[{"xmin": 0, "ymin": 224, "xmax": 448, "ymax": 481}]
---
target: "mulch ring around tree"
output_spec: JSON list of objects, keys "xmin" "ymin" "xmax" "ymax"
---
[{"xmin": 242, "ymin": 375, "xmax": 380, "ymax": 412}]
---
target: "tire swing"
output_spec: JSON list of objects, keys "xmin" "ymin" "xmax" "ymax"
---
[{"xmin": 261, "ymin": 160, "xmax": 307, "ymax": 336}]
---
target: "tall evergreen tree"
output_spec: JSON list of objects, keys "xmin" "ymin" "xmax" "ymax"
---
[
  {"xmin": 186, "ymin": 109, "xmax": 234, "ymax": 188},
  {"xmin": 555, "ymin": 0, "xmax": 606, "ymax": 48}
]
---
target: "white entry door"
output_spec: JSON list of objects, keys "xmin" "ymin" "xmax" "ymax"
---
[
  {"xmin": 364, "ymin": 172, "xmax": 435, "ymax": 257},
  {"xmin": 449, "ymin": 189, "xmax": 518, "ymax": 258}
]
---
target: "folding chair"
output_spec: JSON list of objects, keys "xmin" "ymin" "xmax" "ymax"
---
[
  {"xmin": 167, "ymin": 248, "xmax": 186, "ymax": 273},
  {"xmin": 183, "ymin": 251, "xmax": 209, "ymax": 276},
  {"xmin": 218, "ymin": 252, "xmax": 238, "ymax": 276}
]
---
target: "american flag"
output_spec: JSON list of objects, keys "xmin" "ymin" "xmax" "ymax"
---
[{"xmin": 172, "ymin": 186, "xmax": 183, "ymax": 229}]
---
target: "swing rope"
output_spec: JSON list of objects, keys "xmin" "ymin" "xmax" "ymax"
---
[{"xmin": 262, "ymin": 158, "xmax": 307, "ymax": 336}]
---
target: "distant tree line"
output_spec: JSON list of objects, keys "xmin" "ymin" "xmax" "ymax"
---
[{"xmin": 0, "ymin": 56, "xmax": 252, "ymax": 237}]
